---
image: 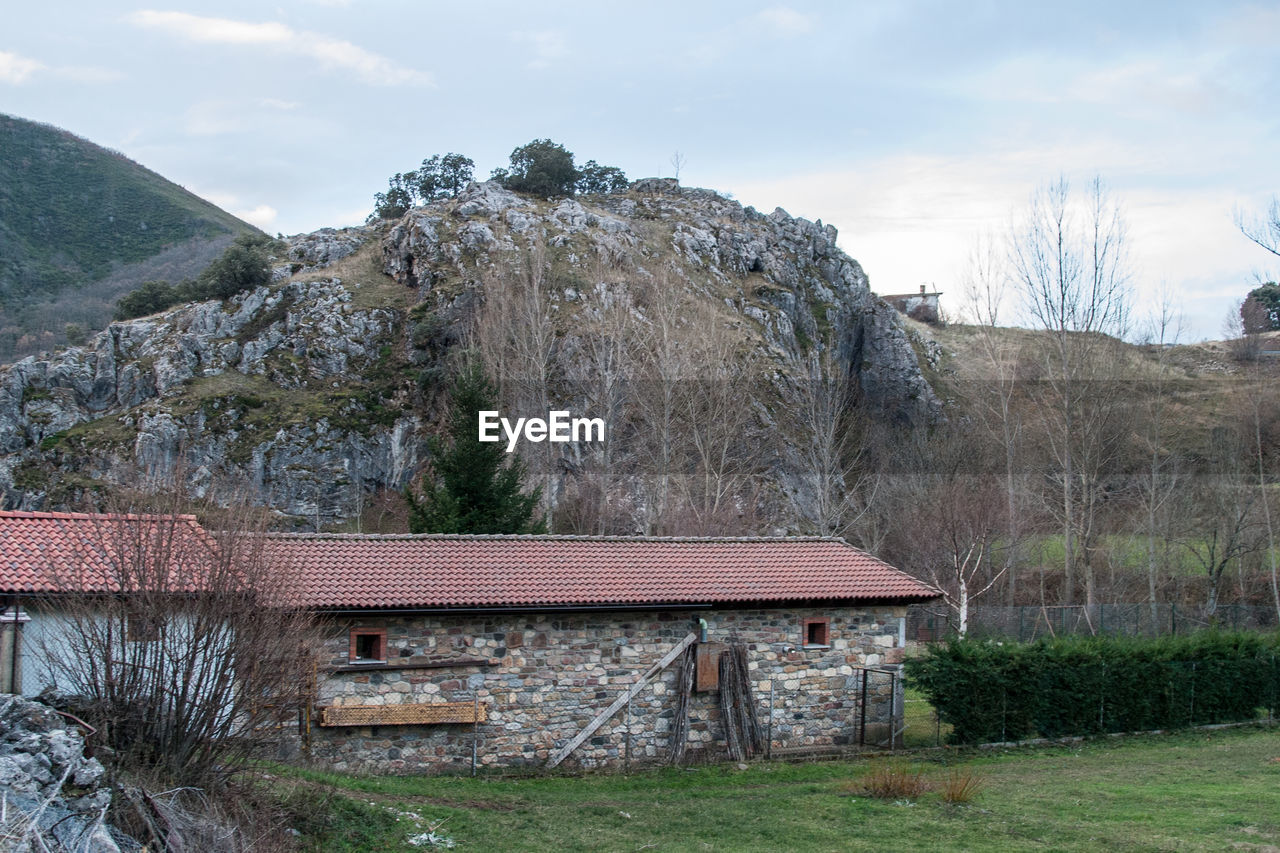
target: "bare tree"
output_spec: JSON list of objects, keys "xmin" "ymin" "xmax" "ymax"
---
[
  {"xmin": 633, "ymin": 267, "xmax": 691, "ymax": 535},
  {"xmin": 1178, "ymin": 459, "xmax": 1262, "ymax": 618},
  {"xmin": 37, "ymin": 493, "xmax": 318, "ymax": 786},
  {"xmin": 570, "ymin": 259, "xmax": 639, "ymax": 533},
  {"xmin": 885, "ymin": 424, "xmax": 1007, "ymax": 637},
  {"xmin": 960, "ymin": 231, "xmax": 1029, "ymax": 603},
  {"xmin": 784, "ymin": 348, "xmax": 877, "ymax": 538},
  {"xmin": 1134, "ymin": 291, "xmax": 1184, "ymax": 626},
  {"xmin": 677, "ymin": 300, "xmax": 762, "ymax": 528},
  {"xmin": 1236, "ymin": 196, "xmax": 1280, "ymax": 259},
  {"xmin": 1010, "ymin": 176, "xmax": 1132, "ymax": 607},
  {"xmin": 471, "ymin": 238, "xmax": 559, "ymax": 526},
  {"xmin": 1238, "ymin": 369, "xmax": 1280, "ymax": 621},
  {"xmin": 669, "ymin": 151, "xmax": 686, "ymax": 183},
  {"xmin": 1224, "ymin": 298, "xmax": 1264, "ymax": 362}
]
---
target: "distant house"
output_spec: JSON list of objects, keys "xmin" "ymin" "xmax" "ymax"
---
[
  {"xmin": 880, "ymin": 285, "xmax": 942, "ymax": 324},
  {"xmin": 1, "ymin": 512, "xmax": 940, "ymax": 772}
]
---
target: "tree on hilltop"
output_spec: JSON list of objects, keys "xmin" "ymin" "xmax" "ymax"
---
[
  {"xmin": 1241, "ymin": 282, "xmax": 1280, "ymax": 333},
  {"xmin": 492, "ymin": 139, "xmax": 581, "ymax": 198},
  {"xmin": 369, "ymin": 152, "xmax": 475, "ymax": 221}
]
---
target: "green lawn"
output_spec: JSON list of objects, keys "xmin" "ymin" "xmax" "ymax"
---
[{"xmin": 270, "ymin": 725, "xmax": 1280, "ymax": 852}]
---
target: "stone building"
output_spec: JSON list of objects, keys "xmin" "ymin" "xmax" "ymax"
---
[
  {"xmin": 0, "ymin": 513, "xmax": 939, "ymax": 773},
  {"xmin": 268, "ymin": 533, "xmax": 938, "ymax": 772},
  {"xmin": 879, "ymin": 284, "xmax": 943, "ymax": 324}
]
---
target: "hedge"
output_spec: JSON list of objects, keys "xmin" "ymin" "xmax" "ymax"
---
[{"xmin": 905, "ymin": 632, "xmax": 1280, "ymax": 744}]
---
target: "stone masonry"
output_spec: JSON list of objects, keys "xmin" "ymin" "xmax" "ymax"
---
[{"xmin": 306, "ymin": 604, "xmax": 907, "ymax": 773}]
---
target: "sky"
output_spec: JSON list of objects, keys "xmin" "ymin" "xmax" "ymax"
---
[{"xmin": 3, "ymin": 1, "xmax": 1278, "ymax": 340}]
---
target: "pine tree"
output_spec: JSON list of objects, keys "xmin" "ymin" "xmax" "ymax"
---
[{"xmin": 407, "ymin": 363, "xmax": 545, "ymax": 534}]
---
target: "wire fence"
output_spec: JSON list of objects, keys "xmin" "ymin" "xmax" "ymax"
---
[
  {"xmin": 762, "ymin": 666, "xmax": 904, "ymax": 757},
  {"xmin": 909, "ymin": 603, "xmax": 1280, "ymax": 643}
]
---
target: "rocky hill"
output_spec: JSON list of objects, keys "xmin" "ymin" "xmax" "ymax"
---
[
  {"xmin": 0, "ymin": 179, "xmax": 939, "ymax": 533},
  {"xmin": 0, "ymin": 114, "xmax": 258, "ymax": 361}
]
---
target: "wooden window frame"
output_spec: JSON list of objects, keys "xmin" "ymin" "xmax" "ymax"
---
[
  {"xmin": 802, "ymin": 617, "xmax": 830, "ymax": 649},
  {"xmin": 127, "ymin": 612, "xmax": 162, "ymax": 643},
  {"xmin": 348, "ymin": 627, "xmax": 387, "ymax": 664}
]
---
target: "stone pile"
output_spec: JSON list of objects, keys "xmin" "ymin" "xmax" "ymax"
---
[{"xmin": 0, "ymin": 694, "xmax": 120, "ymax": 851}]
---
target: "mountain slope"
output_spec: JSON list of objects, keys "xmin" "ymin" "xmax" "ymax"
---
[
  {"xmin": 0, "ymin": 180, "xmax": 939, "ymax": 533},
  {"xmin": 0, "ymin": 114, "xmax": 258, "ymax": 360}
]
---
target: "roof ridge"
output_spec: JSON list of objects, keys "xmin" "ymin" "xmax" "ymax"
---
[
  {"xmin": 260, "ymin": 532, "xmax": 851, "ymax": 543},
  {"xmin": 0, "ymin": 510, "xmax": 200, "ymax": 522}
]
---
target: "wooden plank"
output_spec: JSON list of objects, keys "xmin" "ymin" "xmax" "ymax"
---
[
  {"xmin": 547, "ymin": 632, "xmax": 698, "ymax": 768},
  {"xmin": 696, "ymin": 643, "xmax": 726, "ymax": 692},
  {"xmin": 318, "ymin": 701, "xmax": 487, "ymax": 727}
]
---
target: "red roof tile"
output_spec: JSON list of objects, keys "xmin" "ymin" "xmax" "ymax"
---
[
  {"xmin": 264, "ymin": 534, "xmax": 938, "ymax": 610},
  {"xmin": 0, "ymin": 510, "xmax": 214, "ymax": 594},
  {"xmin": 1, "ymin": 512, "xmax": 938, "ymax": 608}
]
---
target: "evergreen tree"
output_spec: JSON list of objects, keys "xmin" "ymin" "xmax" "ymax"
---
[{"xmin": 407, "ymin": 363, "xmax": 545, "ymax": 534}]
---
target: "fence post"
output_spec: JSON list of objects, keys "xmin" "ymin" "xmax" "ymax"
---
[
  {"xmin": 1001, "ymin": 688, "xmax": 1007, "ymax": 744},
  {"xmin": 1189, "ymin": 661, "xmax": 1196, "ymax": 726},
  {"xmin": 890, "ymin": 670, "xmax": 897, "ymax": 751},
  {"xmin": 767, "ymin": 680, "xmax": 774, "ymax": 759},
  {"xmin": 859, "ymin": 669, "xmax": 868, "ymax": 747},
  {"xmin": 625, "ymin": 695, "xmax": 632, "ymax": 774},
  {"xmin": 471, "ymin": 694, "xmax": 479, "ymax": 777},
  {"xmin": 1098, "ymin": 662, "xmax": 1106, "ymax": 732}
]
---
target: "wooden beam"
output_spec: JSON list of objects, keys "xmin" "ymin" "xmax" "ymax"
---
[{"xmin": 546, "ymin": 631, "xmax": 697, "ymax": 769}]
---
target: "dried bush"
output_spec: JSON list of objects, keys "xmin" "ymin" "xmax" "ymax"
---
[
  {"xmin": 853, "ymin": 762, "xmax": 931, "ymax": 800},
  {"xmin": 938, "ymin": 767, "xmax": 986, "ymax": 804},
  {"xmin": 34, "ymin": 492, "xmax": 321, "ymax": 788}
]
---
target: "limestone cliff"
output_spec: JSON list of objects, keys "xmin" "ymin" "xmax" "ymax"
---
[{"xmin": 0, "ymin": 180, "xmax": 938, "ymax": 530}]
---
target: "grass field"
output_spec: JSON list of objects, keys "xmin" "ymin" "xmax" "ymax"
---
[{"xmin": 272, "ymin": 724, "xmax": 1280, "ymax": 852}]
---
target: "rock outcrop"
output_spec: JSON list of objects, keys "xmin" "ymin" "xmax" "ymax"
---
[
  {"xmin": 0, "ymin": 179, "xmax": 938, "ymax": 530},
  {"xmin": 0, "ymin": 695, "xmax": 119, "ymax": 852}
]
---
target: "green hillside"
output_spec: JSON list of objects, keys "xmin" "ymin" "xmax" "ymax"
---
[{"xmin": 0, "ymin": 114, "xmax": 258, "ymax": 359}]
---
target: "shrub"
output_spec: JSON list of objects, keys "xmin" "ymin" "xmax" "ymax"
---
[
  {"xmin": 114, "ymin": 279, "xmax": 181, "ymax": 320},
  {"xmin": 906, "ymin": 632, "xmax": 1280, "ymax": 745},
  {"xmin": 494, "ymin": 138, "xmax": 580, "ymax": 198},
  {"xmin": 938, "ymin": 768, "xmax": 985, "ymax": 804},
  {"xmin": 194, "ymin": 232, "xmax": 275, "ymax": 299},
  {"xmin": 853, "ymin": 762, "xmax": 931, "ymax": 800}
]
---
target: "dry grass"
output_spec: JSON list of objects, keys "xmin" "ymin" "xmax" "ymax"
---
[
  {"xmin": 851, "ymin": 762, "xmax": 932, "ymax": 800},
  {"xmin": 938, "ymin": 768, "xmax": 986, "ymax": 804}
]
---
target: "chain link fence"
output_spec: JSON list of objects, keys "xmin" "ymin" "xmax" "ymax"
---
[{"xmin": 909, "ymin": 603, "xmax": 1280, "ymax": 643}]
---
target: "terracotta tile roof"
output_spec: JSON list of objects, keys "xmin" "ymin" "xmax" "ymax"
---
[
  {"xmin": 1, "ymin": 512, "xmax": 938, "ymax": 608},
  {"xmin": 0, "ymin": 510, "xmax": 214, "ymax": 594},
  {"xmin": 264, "ymin": 534, "xmax": 939, "ymax": 610}
]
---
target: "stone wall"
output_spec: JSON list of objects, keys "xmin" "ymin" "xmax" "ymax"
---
[{"xmin": 305, "ymin": 604, "xmax": 907, "ymax": 773}]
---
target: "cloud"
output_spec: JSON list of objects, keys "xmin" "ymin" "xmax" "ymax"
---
[
  {"xmin": 234, "ymin": 205, "xmax": 278, "ymax": 229},
  {"xmin": 754, "ymin": 6, "xmax": 813, "ymax": 36},
  {"xmin": 731, "ymin": 149, "xmax": 1259, "ymax": 341},
  {"xmin": 127, "ymin": 10, "xmax": 432, "ymax": 86},
  {"xmin": 183, "ymin": 98, "xmax": 307, "ymax": 136},
  {"xmin": 199, "ymin": 188, "xmax": 278, "ymax": 229},
  {"xmin": 510, "ymin": 30, "xmax": 567, "ymax": 70},
  {"xmin": 0, "ymin": 50, "xmax": 120, "ymax": 85},
  {"xmin": 0, "ymin": 51, "xmax": 45, "ymax": 84}
]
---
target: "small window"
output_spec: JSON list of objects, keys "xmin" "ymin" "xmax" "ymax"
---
[
  {"xmin": 349, "ymin": 628, "xmax": 387, "ymax": 663},
  {"xmin": 127, "ymin": 613, "xmax": 162, "ymax": 643},
  {"xmin": 802, "ymin": 618, "xmax": 830, "ymax": 648}
]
